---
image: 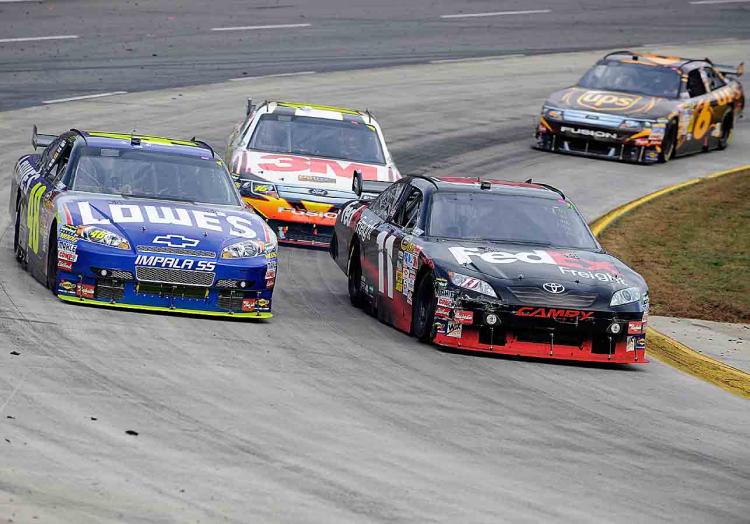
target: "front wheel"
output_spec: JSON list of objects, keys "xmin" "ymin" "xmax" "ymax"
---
[
  {"xmin": 412, "ymin": 273, "xmax": 436, "ymax": 342},
  {"xmin": 13, "ymin": 204, "xmax": 24, "ymax": 264},
  {"xmin": 46, "ymin": 227, "xmax": 58, "ymax": 295},
  {"xmin": 659, "ymin": 120, "xmax": 677, "ymax": 163},
  {"xmin": 347, "ymin": 244, "xmax": 362, "ymax": 308},
  {"xmin": 717, "ymin": 111, "xmax": 734, "ymax": 150}
]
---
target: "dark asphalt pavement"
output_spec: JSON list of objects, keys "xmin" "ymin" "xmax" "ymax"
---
[{"xmin": 1, "ymin": 0, "xmax": 749, "ymax": 110}]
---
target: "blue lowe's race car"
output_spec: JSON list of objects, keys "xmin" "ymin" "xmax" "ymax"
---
[{"xmin": 9, "ymin": 128, "xmax": 277, "ymax": 318}]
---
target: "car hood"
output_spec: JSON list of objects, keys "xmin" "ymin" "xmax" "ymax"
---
[
  {"xmin": 427, "ymin": 240, "xmax": 645, "ymax": 291},
  {"xmin": 230, "ymin": 150, "xmax": 398, "ymax": 192},
  {"xmin": 58, "ymin": 194, "xmax": 274, "ymax": 251},
  {"xmin": 545, "ymin": 86, "xmax": 676, "ymax": 119}
]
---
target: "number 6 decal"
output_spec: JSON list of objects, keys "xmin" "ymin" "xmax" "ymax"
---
[{"xmin": 376, "ymin": 231, "xmax": 396, "ymax": 299}]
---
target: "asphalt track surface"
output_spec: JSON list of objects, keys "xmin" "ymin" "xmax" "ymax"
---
[
  {"xmin": 1, "ymin": 40, "xmax": 750, "ymax": 522},
  {"xmin": 2, "ymin": 0, "xmax": 750, "ymax": 109}
]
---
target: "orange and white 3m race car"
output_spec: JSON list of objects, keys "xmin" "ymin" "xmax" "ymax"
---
[{"xmin": 225, "ymin": 100, "xmax": 400, "ymax": 247}]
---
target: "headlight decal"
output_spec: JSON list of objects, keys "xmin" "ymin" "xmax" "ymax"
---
[
  {"xmin": 448, "ymin": 271, "xmax": 498, "ymax": 299},
  {"xmin": 610, "ymin": 287, "xmax": 642, "ymax": 307},
  {"xmin": 221, "ymin": 239, "xmax": 275, "ymax": 259},
  {"xmin": 76, "ymin": 225, "xmax": 130, "ymax": 250}
]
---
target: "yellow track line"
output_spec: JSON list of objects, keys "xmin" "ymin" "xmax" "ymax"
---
[{"xmin": 590, "ymin": 164, "xmax": 750, "ymax": 399}]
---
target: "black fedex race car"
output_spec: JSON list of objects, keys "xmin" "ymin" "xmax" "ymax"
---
[
  {"xmin": 536, "ymin": 51, "xmax": 744, "ymax": 163},
  {"xmin": 331, "ymin": 175, "xmax": 649, "ymax": 363}
]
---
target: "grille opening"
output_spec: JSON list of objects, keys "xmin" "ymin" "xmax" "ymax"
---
[
  {"xmin": 135, "ymin": 266, "xmax": 215, "ymax": 287},
  {"xmin": 592, "ymin": 333, "xmax": 620, "ymax": 354},
  {"xmin": 95, "ymin": 278, "xmax": 125, "ymax": 301},
  {"xmin": 269, "ymin": 220, "xmax": 333, "ymax": 244},
  {"xmin": 136, "ymin": 282, "xmax": 208, "ymax": 299},
  {"xmin": 218, "ymin": 290, "xmax": 260, "ymax": 311},
  {"xmin": 509, "ymin": 287, "xmax": 597, "ymax": 308},
  {"xmin": 478, "ymin": 327, "xmax": 506, "ymax": 346},
  {"xmin": 515, "ymin": 328, "xmax": 585, "ymax": 347},
  {"xmin": 563, "ymin": 137, "xmax": 616, "ymax": 156}
]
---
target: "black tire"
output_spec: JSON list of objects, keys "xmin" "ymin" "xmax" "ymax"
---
[
  {"xmin": 412, "ymin": 273, "xmax": 436, "ymax": 342},
  {"xmin": 347, "ymin": 243, "xmax": 362, "ymax": 308},
  {"xmin": 46, "ymin": 226, "xmax": 58, "ymax": 295},
  {"xmin": 659, "ymin": 120, "xmax": 677, "ymax": 163},
  {"xmin": 13, "ymin": 204, "xmax": 24, "ymax": 264},
  {"xmin": 717, "ymin": 111, "xmax": 734, "ymax": 150}
]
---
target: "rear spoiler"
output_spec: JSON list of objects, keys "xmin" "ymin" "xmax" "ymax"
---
[
  {"xmin": 715, "ymin": 62, "xmax": 744, "ymax": 77},
  {"xmin": 31, "ymin": 125, "xmax": 56, "ymax": 149},
  {"xmin": 352, "ymin": 170, "xmax": 391, "ymax": 201}
]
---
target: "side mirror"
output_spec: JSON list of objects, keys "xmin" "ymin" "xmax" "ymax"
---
[
  {"xmin": 239, "ymin": 181, "xmax": 253, "ymax": 197},
  {"xmin": 352, "ymin": 169, "xmax": 363, "ymax": 197}
]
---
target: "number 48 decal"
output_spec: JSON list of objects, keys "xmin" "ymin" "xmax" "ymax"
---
[
  {"xmin": 27, "ymin": 182, "xmax": 46, "ymax": 254},
  {"xmin": 376, "ymin": 230, "xmax": 397, "ymax": 299}
]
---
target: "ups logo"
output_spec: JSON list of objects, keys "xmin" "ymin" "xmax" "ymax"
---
[{"xmin": 577, "ymin": 91, "xmax": 642, "ymax": 111}]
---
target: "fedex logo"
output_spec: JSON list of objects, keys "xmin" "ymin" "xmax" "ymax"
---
[{"xmin": 448, "ymin": 247, "xmax": 618, "ymax": 274}]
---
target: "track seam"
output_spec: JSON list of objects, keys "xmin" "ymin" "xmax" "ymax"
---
[{"xmin": 589, "ymin": 164, "xmax": 750, "ymax": 399}]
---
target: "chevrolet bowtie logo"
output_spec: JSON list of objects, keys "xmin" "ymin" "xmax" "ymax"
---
[{"xmin": 152, "ymin": 234, "xmax": 200, "ymax": 248}]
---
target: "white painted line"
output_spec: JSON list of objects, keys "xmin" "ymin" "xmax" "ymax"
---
[
  {"xmin": 689, "ymin": 0, "xmax": 750, "ymax": 4},
  {"xmin": 440, "ymin": 9, "xmax": 551, "ymax": 19},
  {"xmin": 42, "ymin": 91, "xmax": 128, "ymax": 104},
  {"xmin": 229, "ymin": 71, "xmax": 316, "ymax": 82},
  {"xmin": 211, "ymin": 23, "xmax": 311, "ymax": 31},
  {"xmin": 430, "ymin": 54, "xmax": 525, "ymax": 64},
  {"xmin": 0, "ymin": 34, "xmax": 78, "ymax": 43}
]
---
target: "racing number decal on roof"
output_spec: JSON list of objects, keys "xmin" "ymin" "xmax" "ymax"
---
[
  {"xmin": 376, "ymin": 231, "xmax": 397, "ymax": 299},
  {"xmin": 27, "ymin": 182, "xmax": 46, "ymax": 254}
]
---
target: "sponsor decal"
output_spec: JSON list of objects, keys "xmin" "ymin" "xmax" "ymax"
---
[
  {"xmin": 559, "ymin": 267, "xmax": 625, "ymax": 284},
  {"xmin": 299, "ymin": 175, "xmax": 336, "ymax": 184},
  {"xmin": 446, "ymin": 321, "xmax": 462, "ymax": 338},
  {"xmin": 152, "ymin": 234, "xmax": 200, "ymax": 248},
  {"xmin": 628, "ymin": 321, "xmax": 644, "ymax": 335},
  {"xmin": 242, "ymin": 298, "xmax": 256, "ymax": 312},
  {"xmin": 449, "ymin": 247, "xmax": 619, "ymax": 275},
  {"xmin": 627, "ymin": 336, "xmax": 636, "ymax": 352},
  {"xmin": 542, "ymin": 282, "xmax": 565, "ymax": 294},
  {"xmin": 454, "ymin": 310, "xmax": 474, "ymax": 325},
  {"xmin": 57, "ymin": 259, "xmax": 73, "ymax": 271},
  {"xmin": 577, "ymin": 91, "xmax": 642, "ymax": 111},
  {"xmin": 76, "ymin": 202, "xmax": 258, "ymax": 239},
  {"xmin": 308, "ymin": 188, "xmax": 328, "ymax": 197},
  {"xmin": 437, "ymin": 296, "xmax": 454, "ymax": 308},
  {"xmin": 58, "ymin": 251, "xmax": 77, "ymax": 262},
  {"xmin": 355, "ymin": 213, "xmax": 379, "ymax": 241},
  {"xmin": 560, "ymin": 126, "xmax": 618, "ymax": 140},
  {"xmin": 340, "ymin": 203, "xmax": 363, "ymax": 227},
  {"xmin": 435, "ymin": 306, "xmax": 451, "ymax": 319},
  {"xmin": 515, "ymin": 307, "xmax": 594, "ymax": 321},
  {"xmin": 256, "ymin": 154, "xmax": 380, "ymax": 181},
  {"xmin": 257, "ymin": 298, "xmax": 270, "ymax": 307},
  {"xmin": 77, "ymin": 283, "xmax": 95, "ymax": 299},
  {"xmin": 58, "ymin": 280, "xmax": 76, "ymax": 295},
  {"xmin": 635, "ymin": 337, "xmax": 646, "ymax": 350},
  {"xmin": 277, "ymin": 207, "xmax": 338, "ymax": 220},
  {"xmin": 135, "ymin": 255, "xmax": 216, "ymax": 271}
]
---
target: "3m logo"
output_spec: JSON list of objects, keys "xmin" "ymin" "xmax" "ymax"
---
[
  {"xmin": 577, "ymin": 91, "xmax": 642, "ymax": 112},
  {"xmin": 27, "ymin": 182, "xmax": 46, "ymax": 254}
]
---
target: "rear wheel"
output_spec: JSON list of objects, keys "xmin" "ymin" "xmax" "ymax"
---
[
  {"xmin": 46, "ymin": 226, "xmax": 58, "ymax": 295},
  {"xmin": 412, "ymin": 273, "xmax": 436, "ymax": 342},
  {"xmin": 717, "ymin": 111, "xmax": 734, "ymax": 150},
  {"xmin": 13, "ymin": 204, "xmax": 24, "ymax": 264},
  {"xmin": 659, "ymin": 120, "xmax": 677, "ymax": 163},
  {"xmin": 347, "ymin": 243, "xmax": 362, "ymax": 308}
]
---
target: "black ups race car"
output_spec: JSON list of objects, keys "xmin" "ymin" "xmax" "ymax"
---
[
  {"xmin": 536, "ymin": 51, "xmax": 744, "ymax": 163},
  {"xmin": 331, "ymin": 175, "xmax": 649, "ymax": 363}
]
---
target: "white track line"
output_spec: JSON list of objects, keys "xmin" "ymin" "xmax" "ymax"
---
[
  {"xmin": 0, "ymin": 34, "xmax": 78, "ymax": 43},
  {"xmin": 430, "ymin": 54, "xmax": 525, "ymax": 64},
  {"xmin": 229, "ymin": 71, "xmax": 316, "ymax": 82},
  {"xmin": 689, "ymin": 0, "xmax": 750, "ymax": 4},
  {"xmin": 211, "ymin": 23, "xmax": 311, "ymax": 31},
  {"xmin": 42, "ymin": 91, "xmax": 127, "ymax": 104},
  {"xmin": 440, "ymin": 9, "xmax": 551, "ymax": 19}
]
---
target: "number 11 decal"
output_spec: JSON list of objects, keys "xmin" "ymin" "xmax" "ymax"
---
[{"xmin": 376, "ymin": 230, "xmax": 396, "ymax": 299}]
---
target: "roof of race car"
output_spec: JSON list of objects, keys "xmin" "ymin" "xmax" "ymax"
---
[
  {"xmin": 261, "ymin": 100, "xmax": 375, "ymax": 124},
  {"xmin": 409, "ymin": 175, "xmax": 564, "ymax": 199},
  {"xmin": 601, "ymin": 51, "xmax": 708, "ymax": 71},
  {"xmin": 75, "ymin": 131, "xmax": 215, "ymax": 158}
]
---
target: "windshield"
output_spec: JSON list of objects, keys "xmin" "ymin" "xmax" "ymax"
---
[
  {"xmin": 248, "ymin": 114, "xmax": 385, "ymax": 164},
  {"xmin": 577, "ymin": 62, "xmax": 681, "ymax": 99},
  {"xmin": 428, "ymin": 192, "xmax": 599, "ymax": 250},
  {"xmin": 71, "ymin": 146, "xmax": 241, "ymax": 206}
]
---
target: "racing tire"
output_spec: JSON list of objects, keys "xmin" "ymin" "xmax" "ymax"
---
[
  {"xmin": 13, "ymin": 204, "xmax": 24, "ymax": 264},
  {"xmin": 412, "ymin": 273, "xmax": 436, "ymax": 343},
  {"xmin": 46, "ymin": 226, "xmax": 58, "ymax": 295},
  {"xmin": 347, "ymin": 243, "xmax": 363, "ymax": 308},
  {"xmin": 659, "ymin": 120, "xmax": 677, "ymax": 163},
  {"xmin": 717, "ymin": 111, "xmax": 734, "ymax": 151}
]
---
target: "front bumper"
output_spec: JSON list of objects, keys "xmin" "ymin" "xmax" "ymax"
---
[
  {"xmin": 55, "ymin": 245, "xmax": 275, "ymax": 318},
  {"xmin": 536, "ymin": 116, "xmax": 663, "ymax": 164},
  {"xmin": 432, "ymin": 300, "xmax": 647, "ymax": 364}
]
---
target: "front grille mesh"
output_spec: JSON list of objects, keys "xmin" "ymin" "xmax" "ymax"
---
[
  {"xmin": 509, "ymin": 287, "xmax": 597, "ymax": 308},
  {"xmin": 137, "ymin": 245, "xmax": 216, "ymax": 258},
  {"xmin": 136, "ymin": 267, "xmax": 215, "ymax": 287}
]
